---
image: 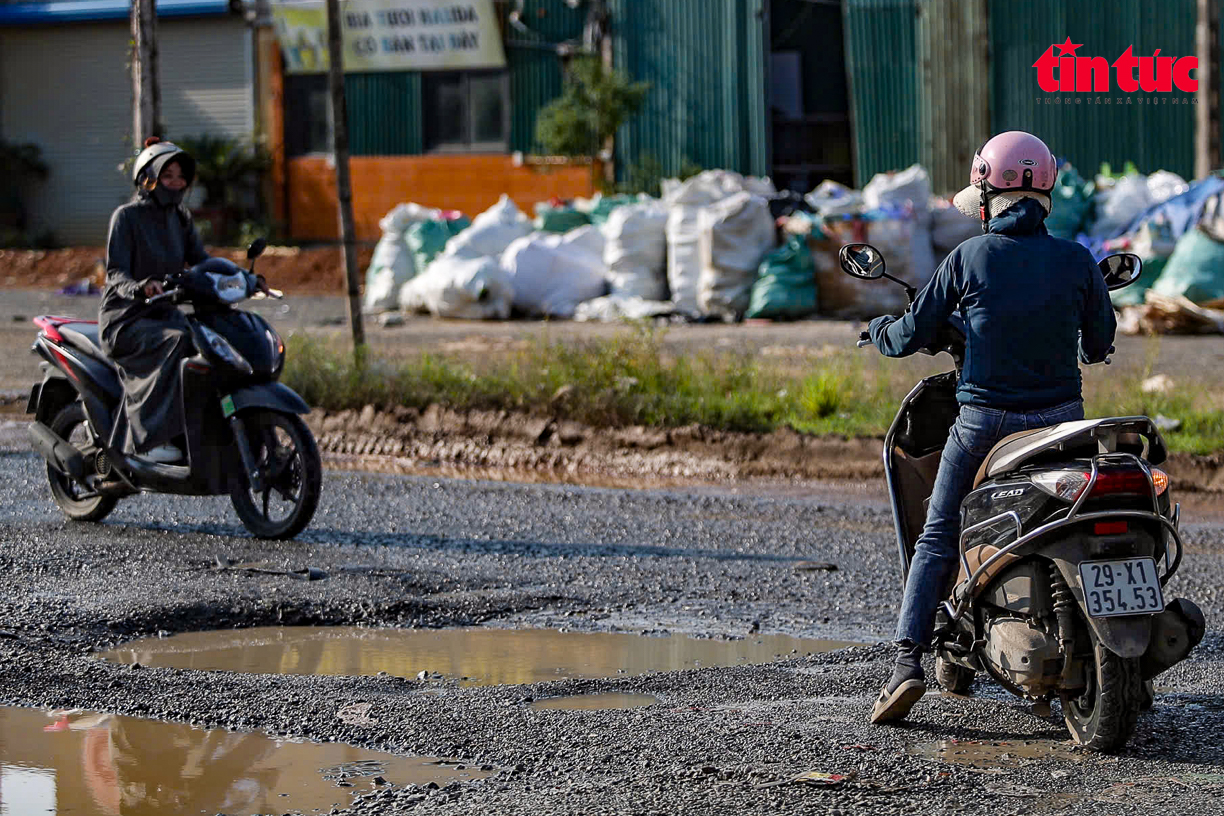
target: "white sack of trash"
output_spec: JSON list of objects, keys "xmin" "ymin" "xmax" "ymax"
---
[
  {"xmin": 501, "ymin": 225, "xmax": 608, "ymax": 319},
  {"xmin": 362, "ymin": 202, "xmax": 443, "ymax": 313},
  {"xmin": 399, "ymin": 255, "xmax": 514, "ymax": 320}
]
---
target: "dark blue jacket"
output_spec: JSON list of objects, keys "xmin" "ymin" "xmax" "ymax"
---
[{"xmin": 869, "ymin": 198, "xmax": 1117, "ymax": 410}]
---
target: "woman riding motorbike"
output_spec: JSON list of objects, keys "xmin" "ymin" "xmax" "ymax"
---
[
  {"xmin": 99, "ymin": 137, "xmax": 208, "ymax": 464},
  {"xmin": 866, "ymin": 131, "xmax": 1118, "ymax": 724}
]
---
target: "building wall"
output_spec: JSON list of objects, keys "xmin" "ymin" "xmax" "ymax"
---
[
  {"xmin": 287, "ymin": 154, "xmax": 594, "ymax": 241},
  {"xmin": 0, "ymin": 16, "xmax": 254, "ymax": 245}
]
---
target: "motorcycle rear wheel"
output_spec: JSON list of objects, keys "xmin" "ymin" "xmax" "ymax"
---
[
  {"xmin": 1059, "ymin": 632, "xmax": 1142, "ymax": 752},
  {"xmin": 46, "ymin": 402, "xmax": 117, "ymax": 522},
  {"xmin": 229, "ymin": 410, "xmax": 321, "ymax": 540}
]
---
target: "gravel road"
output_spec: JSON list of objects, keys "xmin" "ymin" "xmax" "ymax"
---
[{"xmin": 1, "ymin": 423, "xmax": 1224, "ymax": 814}]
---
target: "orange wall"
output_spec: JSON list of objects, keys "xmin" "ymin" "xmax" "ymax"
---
[{"xmin": 287, "ymin": 155, "xmax": 597, "ymax": 241}]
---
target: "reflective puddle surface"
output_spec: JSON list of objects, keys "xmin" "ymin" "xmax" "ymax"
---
[
  {"xmin": 0, "ymin": 706, "xmax": 490, "ymax": 816},
  {"xmin": 530, "ymin": 693, "xmax": 659, "ymax": 711},
  {"xmin": 909, "ymin": 738, "xmax": 1084, "ymax": 768},
  {"xmin": 102, "ymin": 626, "xmax": 858, "ymax": 686}
]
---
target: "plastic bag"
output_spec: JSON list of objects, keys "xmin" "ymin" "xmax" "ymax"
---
[
  {"xmin": 604, "ymin": 201, "xmax": 669, "ymax": 300},
  {"xmin": 534, "ymin": 201, "xmax": 590, "ymax": 233},
  {"xmin": 1091, "ymin": 174, "xmax": 1152, "ymax": 239},
  {"xmin": 500, "ymin": 228, "xmax": 607, "ymax": 319},
  {"xmin": 406, "ymin": 216, "xmax": 470, "ymax": 279},
  {"xmin": 363, "ymin": 203, "xmax": 442, "ymax": 312},
  {"xmin": 805, "ymin": 180, "xmax": 862, "ymax": 216},
  {"xmin": 443, "ymin": 194, "xmax": 532, "ymax": 260},
  {"xmin": 1151, "ymin": 226, "xmax": 1224, "ymax": 305},
  {"xmin": 573, "ymin": 294, "xmax": 675, "ymax": 322},
  {"xmin": 1147, "ymin": 170, "xmax": 1189, "ymax": 205},
  {"xmin": 697, "ymin": 192, "xmax": 778, "ymax": 321},
  {"xmin": 399, "ymin": 255, "xmax": 514, "ymax": 320},
  {"xmin": 1044, "ymin": 165, "xmax": 1094, "ymax": 240},
  {"xmin": 862, "ymin": 164, "xmax": 932, "ymax": 224},
  {"xmin": 589, "ymin": 194, "xmax": 635, "ymax": 225},
  {"xmin": 745, "ymin": 236, "xmax": 817, "ymax": 320}
]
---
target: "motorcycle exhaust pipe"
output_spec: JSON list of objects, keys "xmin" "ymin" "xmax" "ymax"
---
[
  {"xmin": 28, "ymin": 421, "xmax": 86, "ymax": 482},
  {"xmin": 1141, "ymin": 598, "xmax": 1206, "ymax": 680}
]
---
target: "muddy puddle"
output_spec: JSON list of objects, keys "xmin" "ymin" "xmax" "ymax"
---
[
  {"xmin": 103, "ymin": 626, "xmax": 858, "ymax": 687},
  {"xmin": 909, "ymin": 738, "xmax": 1084, "ymax": 769},
  {"xmin": 0, "ymin": 705, "xmax": 490, "ymax": 816}
]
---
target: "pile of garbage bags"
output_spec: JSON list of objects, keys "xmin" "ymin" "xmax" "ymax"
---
[{"xmin": 360, "ymin": 158, "xmax": 1224, "ymax": 330}]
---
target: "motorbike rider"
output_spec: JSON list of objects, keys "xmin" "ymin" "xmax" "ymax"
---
[
  {"xmin": 866, "ymin": 131, "xmax": 1117, "ymax": 724},
  {"xmin": 99, "ymin": 137, "xmax": 207, "ymax": 463}
]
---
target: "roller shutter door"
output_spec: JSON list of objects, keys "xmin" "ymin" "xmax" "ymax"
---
[{"xmin": 0, "ymin": 16, "xmax": 253, "ymax": 245}]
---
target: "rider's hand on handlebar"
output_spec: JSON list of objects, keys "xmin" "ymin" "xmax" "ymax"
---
[
  {"xmin": 143, "ymin": 280, "xmax": 164, "ymax": 298},
  {"xmin": 254, "ymin": 274, "xmax": 272, "ymax": 296}
]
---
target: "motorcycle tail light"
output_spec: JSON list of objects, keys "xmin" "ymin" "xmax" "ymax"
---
[
  {"xmin": 1031, "ymin": 470, "xmax": 1091, "ymax": 501},
  {"xmin": 1031, "ymin": 467, "xmax": 1169, "ymax": 502}
]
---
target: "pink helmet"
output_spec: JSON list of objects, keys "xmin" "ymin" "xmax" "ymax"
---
[
  {"xmin": 970, "ymin": 130, "xmax": 1057, "ymax": 195},
  {"xmin": 953, "ymin": 131, "xmax": 1057, "ymax": 226}
]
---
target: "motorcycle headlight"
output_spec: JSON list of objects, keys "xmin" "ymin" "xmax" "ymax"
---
[{"xmin": 199, "ymin": 325, "xmax": 252, "ymax": 374}]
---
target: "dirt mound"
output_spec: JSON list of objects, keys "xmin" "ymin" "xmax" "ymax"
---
[
  {"xmin": 0, "ymin": 245, "xmax": 370, "ymax": 295},
  {"xmin": 307, "ymin": 405, "xmax": 1224, "ymax": 492}
]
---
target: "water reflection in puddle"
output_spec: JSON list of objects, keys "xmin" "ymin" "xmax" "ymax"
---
[
  {"xmin": 530, "ymin": 693, "xmax": 659, "ymax": 711},
  {"xmin": 909, "ymin": 738, "xmax": 1084, "ymax": 768},
  {"xmin": 103, "ymin": 627, "xmax": 858, "ymax": 686},
  {"xmin": 0, "ymin": 706, "xmax": 489, "ymax": 816}
]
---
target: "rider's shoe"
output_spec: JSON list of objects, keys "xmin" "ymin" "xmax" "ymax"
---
[
  {"xmin": 141, "ymin": 444, "xmax": 184, "ymax": 464},
  {"xmin": 871, "ymin": 640, "xmax": 927, "ymax": 724}
]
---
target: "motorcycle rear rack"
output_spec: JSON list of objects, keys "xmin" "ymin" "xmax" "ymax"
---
[{"xmin": 947, "ymin": 452, "xmax": 1182, "ymax": 624}]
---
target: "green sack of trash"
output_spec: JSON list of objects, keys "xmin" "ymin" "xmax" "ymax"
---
[
  {"xmin": 1151, "ymin": 226, "xmax": 1224, "ymax": 304},
  {"xmin": 1045, "ymin": 165, "xmax": 1094, "ymax": 240},
  {"xmin": 589, "ymin": 194, "xmax": 634, "ymax": 225},
  {"xmin": 406, "ymin": 217, "xmax": 471, "ymax": 272},
  {"xmin": 535, "ymin": 205, "xmax": 590, "ymax": 233},
  {"xmin": 1110, "ymin": 256, "xmax": 1166, "ymax": 308},
  {"xmin": 745, "ymin": 237, "xmax": 818, "ymax": 320}
]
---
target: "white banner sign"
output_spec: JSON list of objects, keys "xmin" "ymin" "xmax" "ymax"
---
[{"xmin": 273, "ymin": 0, "xmax": 507, "ymax": 74}]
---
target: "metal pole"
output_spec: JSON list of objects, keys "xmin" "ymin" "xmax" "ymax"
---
[
  {"xmin": 1196, "ymin": 0, "xmax": 1220, "ymax": 179},
  {"xmin": 324, "ymin": 0, "xmax": 365, "ymax": 353}
]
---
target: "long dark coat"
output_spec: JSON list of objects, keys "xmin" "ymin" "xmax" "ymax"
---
[{"xmin": 99, "ymin": 196, "xmax": 208, "ymax": 453}]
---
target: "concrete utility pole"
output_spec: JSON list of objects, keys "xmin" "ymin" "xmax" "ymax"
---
[
  {"xmin": 1196, "ymin": 0, "xmax": 1221, "ymax": 179},
  {"xmin": 324, "ymin": 0, "xmax": 365, "ymax": 353},
  {"xmin": 130, "ymin": 0, "xmax": 162, "ymax": 144}
]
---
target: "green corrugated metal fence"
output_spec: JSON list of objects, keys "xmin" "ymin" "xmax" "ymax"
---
[
  {"xmin": 845, "ymin": 0, "xmax": 1201, "ymax": 187},
  {"xmin": 990, "ymin": 0, "xmax": 1197, "ymax": 179},
  {"xmin": 608, "ymin": 0, "xmax": 768, "ymax": 180},
  {"xmin": 346, "ymin": 72, "xmax": 423, "ymax": 156},
  {"xmin": 505, "ymin": 0, "xmax": 587, "ymax": 152}
]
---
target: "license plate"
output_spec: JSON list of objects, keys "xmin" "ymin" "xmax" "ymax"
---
[{"xmin": 1078, "ymin": 558, "xmax": 1164, "ymax": 618}]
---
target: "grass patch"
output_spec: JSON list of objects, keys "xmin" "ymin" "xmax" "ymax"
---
[{"xmin": 282, "ymin": 327, "xmax": 1223, "ymax": 454}]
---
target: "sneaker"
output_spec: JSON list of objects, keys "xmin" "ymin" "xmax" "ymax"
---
[{"xmin": 141, "ymin": 444, "xmax": 183, "ymax": 464}]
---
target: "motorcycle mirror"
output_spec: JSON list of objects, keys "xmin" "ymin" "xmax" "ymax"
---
[
  {"xmin": 839, "ymin": 243, "xmax": 886, "ymax": 280},
  {"xmin": 246, "ymin": 238, "xmax": 268, "ymax": 261},
  {"xmin": 1099, "ymin": 252, "xmax": 1143, "ymax": 291}
]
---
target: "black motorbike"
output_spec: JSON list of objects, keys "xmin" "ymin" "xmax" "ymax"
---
[
  {"xmin": 26, "ymin": 239, "xmax": 321, "ymax": 540},
  {"xmin": 840, "ymin": 243, "xmax": 1204, "ymax": 751}
]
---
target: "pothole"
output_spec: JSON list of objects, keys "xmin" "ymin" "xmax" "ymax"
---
[
  {"xmin": 102, "ymin": 626, "xmax": 860, "ymax": 685},
  {"xmin": 529, "ymin": 693, "xmax": 659, "ymax": 711},
  {"xmin": 0, "ymin": 705, "xmax": 491, "ymax": 816},
  {"xmin": 908, "ymin": 738, "xmax": 1085, "ymax": 769}
]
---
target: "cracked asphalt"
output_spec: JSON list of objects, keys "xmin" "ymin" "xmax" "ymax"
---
[{"xmin": 2, "ymin": 421, "xmax": 1224, "ymax": 814}]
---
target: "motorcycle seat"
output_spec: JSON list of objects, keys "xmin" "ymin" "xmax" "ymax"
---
[
  {"xmin": 972, "ymin": 419, "xmax": 1107, "ymax": 488},
  {"xmin": 59, "ymin": 323, "xmax": 112, "ymax": 364}
]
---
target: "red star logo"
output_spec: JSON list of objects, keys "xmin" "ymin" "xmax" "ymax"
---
[{"xmin": 1055, "ymin": 37, "xmax": 1083, "ymax": 57}]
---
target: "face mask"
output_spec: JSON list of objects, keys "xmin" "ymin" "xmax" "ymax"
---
[{"xmin": 151, "ymin": 185, "xmax": 185, "ymax": 208}]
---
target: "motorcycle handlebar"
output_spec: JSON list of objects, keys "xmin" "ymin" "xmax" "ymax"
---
[
  {"xmin": 856, "ymin": 331, "xmax": 872, "ymax": 349},
  {"xmin": 144, "ymin": 288, "xmax": 180, "ymax": 306}
]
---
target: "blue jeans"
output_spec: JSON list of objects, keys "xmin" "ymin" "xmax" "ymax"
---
[{"xmin": 894, "ymin": 398, "xmax": 1085, "ymax": 647}]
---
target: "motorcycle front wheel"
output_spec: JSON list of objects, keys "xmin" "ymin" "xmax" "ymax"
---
[
  {"xmin": 1059, "ymin": 631, "xmax": 1143, "ymax": 752},
  {"xmin": 46, "ymin": 402, "xmax": 117, "ymax": 522},
  {"xmin": 229, "ymin": 410, "xmax": 321, "ymax": 540}
]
